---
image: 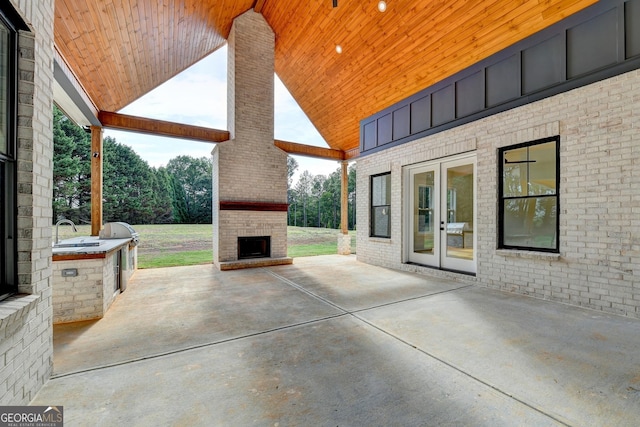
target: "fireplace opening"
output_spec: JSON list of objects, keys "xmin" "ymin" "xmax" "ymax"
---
[{"xmin": 238, "ymin": 236, "xmax": 271, "ymax": 259}]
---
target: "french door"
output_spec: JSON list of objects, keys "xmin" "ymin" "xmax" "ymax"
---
[{"xmin": 406, "ymin": 155, "xmax": 476, "ymax": 274}]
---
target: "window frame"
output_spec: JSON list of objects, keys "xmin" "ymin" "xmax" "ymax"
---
[
  {"xmin": 0, "ymin": 5, "xmax": 19, "ymax": 302},
  {"xmin": 498, "ymin": 135, "xmax": 560, "ymax": 253},
  {"xmin": 370, "ymin": 172, "xmax": 391, "ymax": 238}
]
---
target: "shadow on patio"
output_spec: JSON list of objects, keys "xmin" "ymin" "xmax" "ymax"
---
[{"xmin": 34, "ymin": 255, "xmax": 640, "ymax": 426}]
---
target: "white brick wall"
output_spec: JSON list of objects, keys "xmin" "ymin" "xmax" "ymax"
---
[
  {"xmin": 0, "ymin": 0, "xmax": 54, "ymax": 405},
  {"xmin": 357, "ymin": 69, "xmax": 640, "ymax": 318}
]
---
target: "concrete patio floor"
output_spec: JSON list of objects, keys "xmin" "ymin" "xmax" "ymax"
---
[{"xmin": 32, "ymin": 255, "xmax": 640, "ymax": 426}]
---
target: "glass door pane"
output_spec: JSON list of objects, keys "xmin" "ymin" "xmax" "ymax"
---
[
  {"xmin": 408, "ymin": 166, "xmax": 439, "ymax": 267},
  {"xmin": 441, "ymin": 159, "xmax": 475, "ymax": 273},
  {"xmin": 0, "ymin": 161, "xmax": 5, "ymax": 293},
  {"xmin": 0, "ymin": 22, "xmax": 9, "ymax": 154},
  {"xmin": 414, "ymin": 171, "xmax": 434, "ymax": 254}
]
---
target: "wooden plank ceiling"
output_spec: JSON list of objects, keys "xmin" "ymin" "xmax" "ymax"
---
[
  {"xmin": 54, "ymin": 0, "xmax": 253, "ymax": 112},
  {"xmin": 54, "ymin": 0, "xmax": 598, "ymax": 154}
]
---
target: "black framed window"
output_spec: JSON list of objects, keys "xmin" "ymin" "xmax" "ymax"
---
[
  {"xmin": 499, "ymin": 136, "xmax": 559, "ymax": 252},
  {"xmin": 0, "ymin": 6, "xmax": 18, "ymax": 301},
  {"xmin": 370, "ymin": 173, "xmax": 391, "ymax": 238}
]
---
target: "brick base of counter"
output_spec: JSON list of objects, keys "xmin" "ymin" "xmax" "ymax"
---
[
  {"xmin": 52, "ymin": 244, "xmax": 137, "ymax": 324},
  {"xmin": 52, "ymin": 258, "xmax": 117, "ymax": 324}
]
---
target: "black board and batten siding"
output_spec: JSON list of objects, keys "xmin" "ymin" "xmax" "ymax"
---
[{"xmin": 360, "ymin": 0, "xmax": 640, "ymax": 155}]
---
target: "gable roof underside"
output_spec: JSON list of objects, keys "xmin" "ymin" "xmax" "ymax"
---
[{"xmin": 54, "ymin": 0, "xmax": 598, "ymax": 154}]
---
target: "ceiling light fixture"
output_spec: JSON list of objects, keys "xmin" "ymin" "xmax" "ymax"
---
[
  {"xmin": 336, "ymin": 45, "xmax": 343, "ymax": 54},
  {"xmin": 378, "ymin": 1, "xmax": 387, "ymax": 12}
]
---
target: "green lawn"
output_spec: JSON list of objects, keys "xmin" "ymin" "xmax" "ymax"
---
[
  {"xmin": 137, "ymin": 249, "xmax": 213, "ymax": 269},
  {"xmin": 53, "ymin": 224, "xmax": 356, "ymax": 269}
]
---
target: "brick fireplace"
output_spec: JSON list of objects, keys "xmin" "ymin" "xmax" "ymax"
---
[{"xmin": 212, "ymin": 10, "xmax": 292, "ymax": 270}]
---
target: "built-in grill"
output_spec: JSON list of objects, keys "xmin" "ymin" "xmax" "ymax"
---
[
  {"xmin": 99, "ymin": 222, "xmax": 140, "ymax": 246},
  {"xmin": 446, "ymin": 222, "xmax": 473, "ymax": 248}
]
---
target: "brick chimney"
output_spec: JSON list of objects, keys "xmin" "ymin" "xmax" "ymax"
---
[{"xmin": 212, "ymin": 10, "xmax": 291, "ymax": 270}]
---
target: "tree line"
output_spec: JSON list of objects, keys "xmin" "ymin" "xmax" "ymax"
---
[
  {"xmin": 53, "ymin": 107, "xmax": 212, "ymax": 224},
  {"xmin": 287, "ymin": 158, "xmax": 356, "ymax": 230},
  {"xmin": 53, "ymin": 106, "xmax": 356, "ymax": 229}
]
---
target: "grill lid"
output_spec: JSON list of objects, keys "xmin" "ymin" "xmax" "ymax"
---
[
  {"xmin": 446, "ymin": 222, "xmax": 472, "ymax": 234},
  {"xmin": 100, "ymin": 222, "xmax": 139, "ymax": 245}
]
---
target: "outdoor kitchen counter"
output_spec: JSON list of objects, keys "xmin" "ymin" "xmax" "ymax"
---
[
  {"xmin": 52, "ymin": 236, "xmax": 133, "ymax": 261},
  {"xmin": 52, "ymin": 236, "xmax": 138, "ymax": 323}
]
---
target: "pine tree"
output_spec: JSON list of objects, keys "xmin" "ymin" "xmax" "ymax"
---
[
  {"xmin": 151, "ymin": 167, "xmax": 174, "ymax": 224},
  {"xmin": 102, "ymin": 137, "xmax": 157, "ymax": 224},
  {"xmin": 294, "ymin": 171, "xmax": 313, "ymax": 227},
  {"xmin": 166, "ymin": 156, "xmax": 212, "ymax": 224},
  {"xmin": 53, "ymin": 107, "xmax": 86, "ymax": 222}
]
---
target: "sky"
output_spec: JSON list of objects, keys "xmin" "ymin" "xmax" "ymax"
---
[{"xmin": 103, "ymin": 46, "xmax": 341, "ymax": 183}]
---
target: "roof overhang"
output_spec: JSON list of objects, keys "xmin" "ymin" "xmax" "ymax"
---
[{"xmin": 53, "ymin": 47, "xmax": 100, "ymax": 127}]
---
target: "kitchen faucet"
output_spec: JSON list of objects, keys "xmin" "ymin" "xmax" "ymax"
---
[{"xmin": 55, "ymin": 219, "xmax": 77, "ymax": 244}]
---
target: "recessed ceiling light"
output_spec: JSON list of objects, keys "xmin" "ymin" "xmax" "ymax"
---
[
  {"xmin": 336, "ymin": 45, "xmax": 343, "ymax": 54},
  {"xmin": 378, "ymin": 1, "xmax": 387, "ymax": 12}
]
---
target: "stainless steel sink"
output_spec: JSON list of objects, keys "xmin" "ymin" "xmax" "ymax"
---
[{"xmin": 53, "ymin": 240, "xmax": 103, "ymax": 248}]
